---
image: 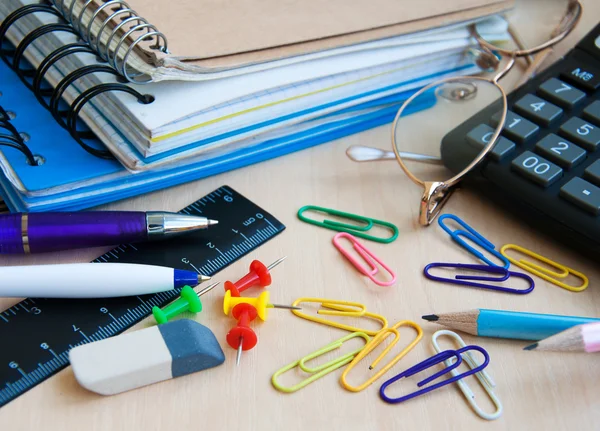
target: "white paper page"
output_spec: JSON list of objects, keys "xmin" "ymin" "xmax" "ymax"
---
[{"xmin": 117, "ymin": 19, "xmax": 508, "ymax": 136}]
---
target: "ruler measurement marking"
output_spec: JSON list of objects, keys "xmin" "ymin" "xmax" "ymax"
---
[
  {"xmin": 18, "ymin": 304, "xmax": 29, "ymax": 313},
  {"xmin": 0, "ymin": 315, "xmax": 7, "ymax": 323}
]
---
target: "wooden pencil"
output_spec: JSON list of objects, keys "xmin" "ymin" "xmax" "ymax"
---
[
  {"xmin": 422, "ymin": 309, "xmax": 600, "ymax": 341},
  {"xmin": 523, "ymin": 323, "xmax": 600, "ymax": 352}
]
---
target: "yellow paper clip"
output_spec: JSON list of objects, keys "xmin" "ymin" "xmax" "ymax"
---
[
  {"xmin": 340, "ymin": 320, "xmax": 423, "ymax": 392},
  {"xmin": 500, "ymin": 244, "xmax": 588, "ymax": 292},
  {"xmin": 291, "ymin": 297, "xmax": 387, "ymax": 336},
  {"xmin": 432, "ymin": 330, "xmax": 502, "ymax": 421},
  {"xmin": 271, "ymin": 332, "xmax": 370, "ymax": 393}
]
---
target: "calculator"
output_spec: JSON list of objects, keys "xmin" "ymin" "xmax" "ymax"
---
[{"xmin": 441, "ymin": 22, "xmax": 600, "ymax": 254}]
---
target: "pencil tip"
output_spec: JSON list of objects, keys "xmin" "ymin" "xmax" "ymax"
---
[
  {"xmin": 422, "ymin": 314, "xmax": 439, "ymax": 322},
  {"xmin": 523, "ymin": 342, "xmax": 538, "ymax": 351}
]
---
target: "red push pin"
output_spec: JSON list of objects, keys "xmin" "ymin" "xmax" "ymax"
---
[
  {"xmin": 226, "ymin": 303, "xmax": 259, "ymax": 366},
  {"xmin": 224, "ymin": 256, "xmax": 287, "ymax": 297}
]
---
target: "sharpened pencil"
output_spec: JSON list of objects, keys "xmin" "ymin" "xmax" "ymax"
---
[
  {"xmin": 524, "ymin": 322, "xmax": 600, "ymax": 352},
  {"xmin": 422, "ymin": 309, "xmax": 600, "ymax": 341}
]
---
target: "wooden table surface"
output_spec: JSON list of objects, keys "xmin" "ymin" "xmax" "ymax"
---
[{"xmin": 2, "ymin": 1, "xmax": 599, "ymax": 430}]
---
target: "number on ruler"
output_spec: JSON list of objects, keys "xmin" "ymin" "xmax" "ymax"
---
[
  {"xmin": 100, "ymin": 308, "xmax": 108, "ymax": 314},
  {"xmin": 72, "ymin": 325, "xmax": 80, "ymax": 332},
  {"xmin": 206, "ymin": 242, "xmax": 215, "ymax": 249},
  {"xmin": 9, "ymin": 362, "xmax": 18, "ymax": 369},
  {"xmin": 31, "ymin": 307, "xmax": 41, "ymax": 315},
  {"xmin": 40, "ymin": 343, "xmax": 49, "ymax": 350},
  {"xmin": 224, "ymin": 195, "xmax": 233, "ymax": 203}
]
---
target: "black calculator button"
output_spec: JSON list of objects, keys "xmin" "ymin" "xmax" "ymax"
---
[
  {"xmin": 583, "ymin": 101, "xmax": 600, "ymax": 126},
  {"xmin": 538, "ymin": 78, "xmax": 586, "ymax": 109},
  {"xmin": 514, "ymin": 94, "xmax": 563, "ymax": 127},
  {"xmin": 584, "ymin": 160, "xmax": 600, "ymax": 187},
  {"xmin": 560, "ymin": 177, "xmax": 600, "ymax": 216},
  {"xmin": 560, "ymin": 63, "xmax": 600, "ymax": 92},
  {"xmin": 466, "ymin": 124, "xmax": 516, "ymax": 161},
  {"xmin": 534, "ymin": 134, "xmax": 586, "ymax": 169},
  {"xmin": 491, "ymin": 110, "xmax": 539, "ymax": 143},
  {"xmin": 559, "ymin": 117, "xmax": 600, "ymax": 151},
  {"xmin": 511, "ymin": 151, "xmax": 563, "ymax": 187}
]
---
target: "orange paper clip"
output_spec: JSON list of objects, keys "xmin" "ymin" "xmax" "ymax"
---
[
  {"xmin": 333, "ymin": 232, "xmax": 396, "ymax": 286},
  {"xmin": 500, "ymin": 244, "xmax": 588, "ymax": 292},
  {"xmin": 291, "ymin": 298, "xmax": 387, "ymax": 336},
  {"xmin": 340, "ymin": 320, "xmax": 423, "ymax": 392}
]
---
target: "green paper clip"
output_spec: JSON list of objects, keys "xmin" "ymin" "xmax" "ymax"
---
[{"xmin": 297, "ymin": 205, "xmax": 398, "ymax": 243}]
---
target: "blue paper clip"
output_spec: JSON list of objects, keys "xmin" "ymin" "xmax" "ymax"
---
[
  {"xmin": 379, "ymin": 345, "xmax": 490, "ymax": 404},
  {"xmin": 423, "ymin": 263, "xmax": 534, "ymax": 294},
  {"xmin": 438, "ymin": 214, "xmax": 509, "ymax": 268}
]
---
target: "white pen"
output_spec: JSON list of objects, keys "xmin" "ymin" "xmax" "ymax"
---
[{"xmin": 0, "ymin": 263, "xmax": 211, "ymax": 298}]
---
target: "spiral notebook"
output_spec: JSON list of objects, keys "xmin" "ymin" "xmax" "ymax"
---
[{"xmin": 0, "ymin": 0, "xmax": 511, "ymax": 211}]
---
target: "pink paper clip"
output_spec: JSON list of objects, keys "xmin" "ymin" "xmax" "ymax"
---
[{"xmin": 333, "ymin": 232, "xmax": 396, "ymax": 286}]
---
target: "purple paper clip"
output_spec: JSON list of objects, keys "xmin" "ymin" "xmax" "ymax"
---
[
  {"xmin": 379, "ymin": 345, "xmax": 490, "ymax": 404},
  {"xmin": 423, "ymin": 263, "xmax": 535, "ymax": 294}
]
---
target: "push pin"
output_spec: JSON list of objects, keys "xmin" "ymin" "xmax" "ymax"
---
[
  {"xmin": 224, "ymin": 256, "xmax": 287, "ymax": 297},
  {"xmin": 152, "ymin": 282, "xmax": 219, "ymax": 324},
  {"xmin": 223, "ymin": 290, "xmax": 301, "ymax": 321},
  {"xmin": 226, "ymin": 303, "xmax": 259, "ymax": 366}
]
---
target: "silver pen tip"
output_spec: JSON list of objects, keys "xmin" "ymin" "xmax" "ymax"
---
[
  {"xmin": 198, "ymin": 274, "xmax": 211, "ymax": 283},
  {"xmin": 208, "ymin": 219, "xmax": 219, "ymax": 226}
]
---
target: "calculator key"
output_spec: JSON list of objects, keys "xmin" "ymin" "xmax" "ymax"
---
[
  {"xmin": 559, "ymin": 117, "xmax": 600, "ymax": 151},
  {"xmin": 466, "ymin": 124, "xmax": 515, "ymax": 161},
  {"xmin": 538, "ymin": 78, "xmax": 586, "ymax": 109},
  {"xmin": 560, "ymin": 63, "xmax": 600, "ymax": 92},
  {"xmin": 560, "ymin": 177, "xmax": 600, "ymax": 216},
  {"xmin": 513, "ymin": 94, "xmax": 563, "ymax": 126},
  {"xmin": 534, "ymin": 134, "xmax": 586, "ymax": 169},
  {"xmin": 583, "ymin": 100, "xmax": 600, "ymax": 126},
  {"xmin": 491, "ymin": 110, "xmax": 539, "ymax": 143},
  {"xmin": 511, "ymin": 151, "xmax": 563, "ymax": 187},
  {"xmin": 584, "ymin": 160, "xmax": 600, "ymax": 186}
]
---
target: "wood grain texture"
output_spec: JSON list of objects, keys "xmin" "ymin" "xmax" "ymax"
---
[{"xmin": 1, "ymin": 1, "xmax": 599, "ymax": 429}]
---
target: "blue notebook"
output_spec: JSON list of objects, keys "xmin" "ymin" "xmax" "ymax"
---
[{"xmin": 0, "ymin": 57, "xmax": 474, "ymax": 212}]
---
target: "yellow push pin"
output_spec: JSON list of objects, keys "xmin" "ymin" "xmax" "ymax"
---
[{"xmin": 223, "ymin": 290, "xmax": 300, "ymax": 321}]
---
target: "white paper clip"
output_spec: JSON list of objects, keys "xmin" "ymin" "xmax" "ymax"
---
[{"xmin": 431, "ymin": 330, "xmax": 502, "ymax": 420}]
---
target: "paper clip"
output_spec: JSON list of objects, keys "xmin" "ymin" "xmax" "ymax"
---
[
  {"xmin": 423, "ymin": 262, "xmax": 534, "ymax": 294},
  {"xmin": 333, "ymin": 232, "xmax": 397, "ymax": 286},
  {"xmin": 297, "ymin": 205, "xmax": 399, "ymax": 243},
  {"xmin": 500, "ymin": 244, "xmax": 588, "ymax": 292},
  {"xmin": 291, "ymin": 298, "xmax": 387, "ymax": 336},
  {"xmin": 271, "ymin": 332, "xmax": 370, "ymax": 393},
  {"xmin": 431, "ymin": 330, "xmax": 502, "ymax": 420},
  {"xmin": 379, "ymin": 345, "xmax": 490, "ymax": 404},
  {"xmin": 340, "ymin": 320, "xmax": 423, "ymax": 392},
  {"xmin": 438, "ymin": 214, "xmax": 509, "ymax": 268}
]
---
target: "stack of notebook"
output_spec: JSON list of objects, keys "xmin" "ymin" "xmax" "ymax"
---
[{"xmin": 0, "ymin": 0, "xmax": 512, "ymax": 212}]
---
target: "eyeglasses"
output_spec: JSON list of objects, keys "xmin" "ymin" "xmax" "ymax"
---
[{"xmin": 347, "ymin": 1, "xmax": 582, "ymax": 226}]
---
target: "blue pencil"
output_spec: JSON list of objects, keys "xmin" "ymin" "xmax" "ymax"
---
[{"xmin": 422, "ymin": 309, "xmax": 600, "ymax": 341}]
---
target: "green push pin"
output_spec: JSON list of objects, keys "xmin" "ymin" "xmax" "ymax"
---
[{"xmin": 152, "ymin": 281, "xmax": 219, "ymax": 324}]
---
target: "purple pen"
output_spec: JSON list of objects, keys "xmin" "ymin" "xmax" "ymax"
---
[{"xmin": 0, "ymin": 211, "xmax": 218, "ymax": 254}]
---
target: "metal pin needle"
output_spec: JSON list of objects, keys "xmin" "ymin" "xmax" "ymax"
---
[
  {"xmin": 267, "ymin": 303, "xmax": 302, "ymax": 310},
  {"xmin": 266, "ymin": 256, "xmax": 287, "ymax": 271},
  {"xmin": 236, "ymin": 336, "xmax": 243, "ymax": 366},
  {"xmin": 194, "ymin": 281, "xmax": 220, "ymax": 297}
]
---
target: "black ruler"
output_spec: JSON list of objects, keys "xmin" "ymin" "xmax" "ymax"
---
[{"xmin": 0, "ymin": 185, "xmax": 285, "ymax": 408}]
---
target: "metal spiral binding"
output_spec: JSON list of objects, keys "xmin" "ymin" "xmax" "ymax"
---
[
  {"xmin": 49, "ymin": 0, "xmax": 168, "ymax": 83},
  {"xmin": 0, "ymin": 0, "xmax": 156, "ymax": 160},
  {"xmin": 0, "ymin": 106, "xmax": 40, "ymax": 166}
]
